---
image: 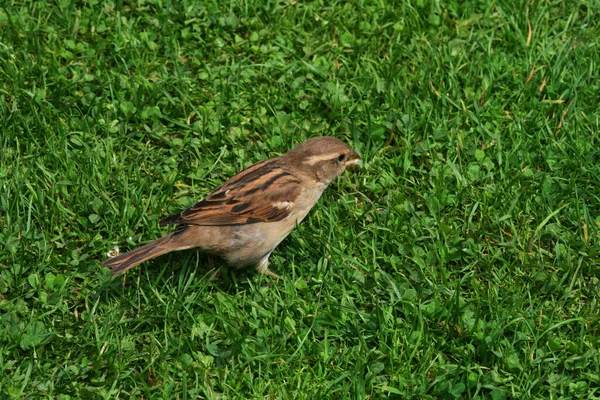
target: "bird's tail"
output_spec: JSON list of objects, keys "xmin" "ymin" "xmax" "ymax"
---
[{"xmin": 102, "ymin": 235, "xmax": 174, "ymax": 275}]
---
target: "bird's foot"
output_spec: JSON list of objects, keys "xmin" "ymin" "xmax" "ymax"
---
[
  {"xmin": 256, "ymin": 254, "xmax": 280, "ymax": 280},
  {"xmin": 264, "ymin": 269, "xmax": 280, "ymax": 280}
]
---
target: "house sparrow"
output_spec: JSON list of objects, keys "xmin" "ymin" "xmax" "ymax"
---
[{"xmin": 102, "ymin": 136, "xmax": 361, "ymax": 279}]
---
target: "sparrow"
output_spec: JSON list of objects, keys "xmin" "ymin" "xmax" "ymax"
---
[{"xmin": 102, "ymin": 136, "xmax": 361, "ymax": 279}]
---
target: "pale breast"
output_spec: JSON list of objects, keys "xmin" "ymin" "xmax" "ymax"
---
[{"xmin": 222, "ymin": 183, "xmax": 327, "ymax": 267}]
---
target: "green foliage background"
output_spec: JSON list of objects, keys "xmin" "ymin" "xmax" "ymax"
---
[{"xmin": 1, "ymin": 0, "xmax": 599, "ymax": 398}]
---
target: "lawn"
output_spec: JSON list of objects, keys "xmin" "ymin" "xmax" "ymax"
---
[{"xmin": 1, "ymin": 0, "xmax": 599, "ymax": 398}]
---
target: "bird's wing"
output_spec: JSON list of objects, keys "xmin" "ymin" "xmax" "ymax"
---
[{"xmin": 160, "ymin": 158, "xmax": 304, "ymax": 226}]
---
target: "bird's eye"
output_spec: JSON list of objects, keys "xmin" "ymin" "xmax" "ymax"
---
[{"xmin": 337, "ymin": 154, "xmax": 347, "ymax": 162}]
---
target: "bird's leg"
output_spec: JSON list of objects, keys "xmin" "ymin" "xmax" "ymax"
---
[
  {"xmin": 256, "ymin": 254, "xmax": 280, "ymax": 280},
  {"xmin": 264, "ymin": 269, "xmax": 280, "ymax": 280},
  {"xmin": 203, "ymin": 255, "xmax": 222, "ymax": 282}
]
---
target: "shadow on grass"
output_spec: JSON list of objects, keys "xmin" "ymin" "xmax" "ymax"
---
[{"xmin": 93, "ymin": 250, "xmax": 261, "ymax": 304}]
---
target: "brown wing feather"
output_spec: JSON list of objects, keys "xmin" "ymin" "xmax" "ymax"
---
[{"xmin": 160, "ymin": 158, "xmax": 303, "ymax": 226}]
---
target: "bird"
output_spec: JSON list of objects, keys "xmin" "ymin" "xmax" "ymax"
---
[{"xmin": 102, "ymin": 136, "xmax": 361, "ymax": 279}]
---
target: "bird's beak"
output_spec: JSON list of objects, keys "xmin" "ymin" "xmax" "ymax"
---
[{"xmin": 345, "ymin": 150, "xmax": 362, "ymax": 167}]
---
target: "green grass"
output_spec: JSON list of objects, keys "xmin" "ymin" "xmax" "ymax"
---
[{"xmin": 1, "ymin": 0, "xmax": 600, "ymax": 398}]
